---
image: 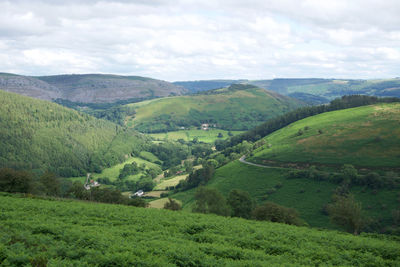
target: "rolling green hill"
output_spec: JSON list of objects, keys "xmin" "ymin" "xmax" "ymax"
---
[
  {"xmin": 248, "ymin": 103, "xmax": 400, "ymax": 168},
  {"xmin": 1, "ymin": 193, "xmax": 399, "ymax": 266},
  {"xmin": 0, "ymin": 90, "xmax": 147, "ymax": 176},
  {"xmin": 126, "ymin": 84, "xmax": 305, "ymax": 133}
]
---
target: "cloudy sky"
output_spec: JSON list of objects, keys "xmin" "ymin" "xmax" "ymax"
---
[{"xmin": 0, "ymin": 0, "xmax": 399, "ymax": 81}]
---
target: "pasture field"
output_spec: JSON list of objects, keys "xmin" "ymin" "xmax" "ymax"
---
[
  {"xmin": 172, "ymin": 160, "xmax": 400, "ymax": 229},
  {"xmin": 154, "ymin": 174, "xmax": 189, "ymax": 190},
  {"xmin": 1, "ymin": 193, "xmax": 399, "ymax": 266},
  {"xmin": 249, "ymin": 103, "xmax": 400, "ymax": 168},
  {"xmin": 148, "ymin": 197, "xmax": 182, "ymax": 209},
  {"xmin": 88, "ymin": 157, "xmax": 161, "ymax": 182},
  {"xmin": 139, "ymin": 151, "xmax": 161, "ymax": 163},
  {"xmin": 150, "ymin": 129, "xmax": 243, "ymax": 143}
]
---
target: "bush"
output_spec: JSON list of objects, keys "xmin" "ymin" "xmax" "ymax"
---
[
  {"xmin": 0, "ymin": 168, "xmax": 32, "ymax": 193},
  {"xmin": 252, "ymin": 202, "xmax": 305, "ymax": 226},
  {"xmin": 193, "ymin": 187, "xmax": 230, "ymax": 216},
  {"xmin": 327, "ymin": 194, "xmax": 364, "ymax": 235},
  {"xmin": 227, "ymin": 189, "xmax": 253, "ymax": 219},
  {"xmin": 164, "ymin": 198, "xmax": 182, "ymax": 211}
]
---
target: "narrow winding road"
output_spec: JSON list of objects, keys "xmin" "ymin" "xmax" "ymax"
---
[{"xmin": 239, "ymin": 155, "xmax": 281, "ymax": 169}]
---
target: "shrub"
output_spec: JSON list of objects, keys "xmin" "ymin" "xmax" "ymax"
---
[
  {"xmin": 164, "ymin": 198, "xmax": 182, "ymax": 211},
  {"xmin": 252, "ymin": 202, "xmax": 305, "ymax": 226}
]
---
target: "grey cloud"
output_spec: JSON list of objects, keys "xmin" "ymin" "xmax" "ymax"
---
[{"xmin": 0, "ymin": 0, "xmax": 399, "ymax": 80}]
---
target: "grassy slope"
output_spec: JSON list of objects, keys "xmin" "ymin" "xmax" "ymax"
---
[
  {"xmin": 173, "ymin": 161, "xmax": 399, "ymax": 229},
  {"xmin": 1, "ymin": 194, "xmax": 399, "ymax": 266},
  {"xmin": 0, "ymin": 90, "xmax": 145, "ymax": 175},
  {"xmin": 249, "ymin": 103, "xmax": 400, "ymax": 168},
  {"xmin": 154, "ymin": 174, "xmax": 189, "ymax": 190},
  {"xmin": 126, "ymin": 86, "xmax": 304, "ymax": 131},
  {"xmin": 173, "ymin": 104, "xmax": 400, "ymax": 229},
  {"xmin": 150, "ymin": 129, "xmax": 243, "ymax": 143}
]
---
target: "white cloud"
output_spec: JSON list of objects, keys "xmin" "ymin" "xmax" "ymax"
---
[{"xmin": 0, "ymin": 0, "xmax": 399, "ymax": 80}]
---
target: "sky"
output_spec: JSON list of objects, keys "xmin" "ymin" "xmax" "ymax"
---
[{"xmin": 0, "ymin": 0, "xmax": 399, "ymax": 81}]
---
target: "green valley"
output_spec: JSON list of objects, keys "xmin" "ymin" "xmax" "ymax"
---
[{"xmin": 169, "ymin": 102, "xmax": 400, "ymax": 233}]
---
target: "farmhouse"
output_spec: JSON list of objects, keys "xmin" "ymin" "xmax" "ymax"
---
[
  {"xmin": 201, "ymin": 123, "xmax": 209, "ymax": 130},
  {"xmin": 132, "ymin": 190, "xmax": 144, "ymax": 197}
]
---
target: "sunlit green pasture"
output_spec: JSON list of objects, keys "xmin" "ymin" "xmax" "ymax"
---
[
  {"xmin": 154, "ymin": 174, "xmax": 188, "ymax": 190},
  {"xmin": 150, "ymin": 129, "xmax": 243, "ymax": 143}
]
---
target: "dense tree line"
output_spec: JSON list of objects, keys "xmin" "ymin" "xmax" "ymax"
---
[
  {"xmin": 220, "ymin": 95, "xmax": 400, "ymax": 149},
  {"xmin": 287, "ymin": 164, "xmax": 400, "ymax": 189},
  {"xmin": 192, "ymin": 187, "xmax": 305, "ymax": 226},
  {"xmin": 55, "ymin": 96, "xmax": 159, "ymax": 125},
  {"xmin": 0, "ymin": 168, "xmax": 146, "ymax": 207}
]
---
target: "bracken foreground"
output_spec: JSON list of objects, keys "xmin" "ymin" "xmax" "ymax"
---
[{"xmin": 0, "ymin": 193, "xmax": 399, "ymax": 266}]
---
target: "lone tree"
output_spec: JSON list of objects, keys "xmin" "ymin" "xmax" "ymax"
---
[
  {"xmin": 327, "ymin": 194, "xmax": 364, "ymax": 235},
  {"xmin": 164, "ymin": 198, "xmax": 182, "ymax": 211},
  {"xmin": 227, "ymin": 189, "xmax": 254, "ymax": 219},
  {"xmin": 252, "ymin": 202, "xmax": 305, "ymax": 226},
  {"xmin": 193, "ymin": 187, "xmax": 230, "ymax": 216}
]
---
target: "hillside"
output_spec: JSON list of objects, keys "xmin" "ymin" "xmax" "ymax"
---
[
  {"xmin": 0, "ymin": 90, "xmax": 147, "ymax": 176},
  {"xmin": 126, "ymin": 84, "xmax": 305, "ymax": 133},
  {"xmin": 248, "ymin": 103, "xmax": 400, "ymax": 168},
  {"xmin": 1, "ymin": 194, "xmax": 399, "ymax": 266},
  {"xmin": 0, "ymin": 73, "xmax": 186, "ymax": 103}
]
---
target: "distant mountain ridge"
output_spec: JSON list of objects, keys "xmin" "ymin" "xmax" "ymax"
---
[
  {"xmin": 0, "ymin": 73, "xmax": 186, "ymax": 103},
  {"xmin": 175, "ymin": 78, "xmax": 400, "ymax": 104}
]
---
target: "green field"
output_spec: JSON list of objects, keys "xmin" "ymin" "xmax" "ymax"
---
[
  {"xmin": 1, "ymin": 193, "xmax": 399, "ymax": 266},
  {"xmin": 125, "ymin": 85, "xmax": 304, "ymax": 132},
  {"xmin": 150, "ymin": 129, "xmax": 243, "ymax": 143},
  {"xmin": 148, "ymin": 197, "xmax": 182, "ymax": 209},
  {"xmin": 68, "ymin": 157, "xmax": 162, "ymax": 184},
  {"xmin": 249, "ymin": 103, "xmax": 400, "ymax": 168},
  {"xmin": 173, "ymin": 160, "xmax": 399, "ymax": 230},
  {"xmin": 92, "ymin": 157, "xmax": 161, "ymax": 182},
  {"xmin": 154, "ymin": 174, "xmax": 188, "ymax": 190}
]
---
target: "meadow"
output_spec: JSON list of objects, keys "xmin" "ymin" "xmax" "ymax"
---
[
  {"xmin": 68, "ymin": 157, "xmax": 162, "ymax": 184},
  {"xmin": 150, "ymin": 129, "xmax": 243, "ymax": 143},
  {"xmin": 154, "ymin": 174, "xmax": 188, "ymax": 190},
  {"xmin": 1, "ymin": 193, "xmax": 399, "ymax": 266}
]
